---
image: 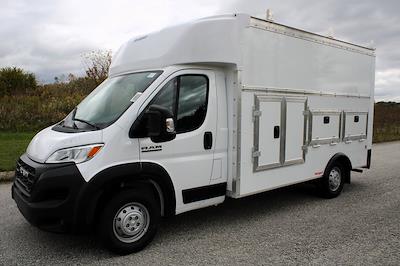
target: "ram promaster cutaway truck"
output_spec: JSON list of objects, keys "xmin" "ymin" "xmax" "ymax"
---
[{"xmin": 12, "ymin": 14, "xmax": 375, "ymax": 254}]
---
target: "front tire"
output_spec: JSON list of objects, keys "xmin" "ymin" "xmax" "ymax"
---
[
  {"xmin": 98, "ymin": 188, "xmax": 160, "ymax": 254},
  {"xmin": 318, "ymin": 162, "xmax": 346, "ymax": 198}
]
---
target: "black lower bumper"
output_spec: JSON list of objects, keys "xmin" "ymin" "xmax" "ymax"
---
[{"xmin": 11, "ymin": 154, "xmax": 85, "ymax": 232}]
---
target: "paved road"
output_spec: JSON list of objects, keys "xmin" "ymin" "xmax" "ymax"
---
[{"xmin": 1, "ymin": 142, "xmax": 399, "ymax": 265}]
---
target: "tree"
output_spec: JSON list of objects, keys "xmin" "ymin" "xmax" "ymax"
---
[
  {"xmin": 82, "ymin": 50, "xmax": 112, "ymax": 85},
  {"xmin": 0, "ymin": 67, "xmax": 37, "ymax": 96}
]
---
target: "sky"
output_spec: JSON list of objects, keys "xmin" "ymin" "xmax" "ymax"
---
[{"xmin": 0, "ymin": 0, "xmax": 399, "ymax": 101}]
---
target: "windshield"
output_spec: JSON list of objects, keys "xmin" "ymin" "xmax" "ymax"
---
[{"xmin": 69, "ymin": 71, "xmax": 161, "ymax": 129}]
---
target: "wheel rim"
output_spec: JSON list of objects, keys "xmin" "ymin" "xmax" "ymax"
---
[
  {"xmin": 113, "ymin": 202, "xmax": 150, "ymax": 243},
  {"xmin": 328, "ymin": 167, "xmax": 342, "ymax": 192}
]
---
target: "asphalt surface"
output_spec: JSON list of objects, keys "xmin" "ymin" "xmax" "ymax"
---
[{"xmin": 1, "ymin": 142, "xmax": 399, "ymax": 265}]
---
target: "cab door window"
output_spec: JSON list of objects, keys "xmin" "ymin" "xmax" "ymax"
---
[
  {"xmin": 176, "ymin": 75, "xmax": 208, "ymax": 133},
  {"xmin": 143, "ymin": 74, "xmax": 209, "ymax": 135},
  {"xmin": 151, "ymin": 78, "xmax": 177, "ymax": 114}
]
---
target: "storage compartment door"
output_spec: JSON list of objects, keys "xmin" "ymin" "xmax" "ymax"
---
[
  {"xmin": 284, "ymin": 98, "xmax": 306, "ymax": 165},
  {"xmin": 253, "ymin": 96, "xmax": 283, "ymax": 171},
  {"xmin": 343, "ymin": 111, "xmax": 368, "ymax": 142},
  {"xmin": 308, "ymin": 111, "xmax": 341, "ymax": 146}
]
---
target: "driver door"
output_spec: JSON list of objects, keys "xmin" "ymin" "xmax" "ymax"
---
[{"xmin": 138, "ymin": 69, "xmax": 218, "ymax": 213}]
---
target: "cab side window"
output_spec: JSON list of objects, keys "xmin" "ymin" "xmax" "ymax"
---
[
  {"xmin": 176, "ymin": 75, "xmax": 208, "ymax": 133},
  {"xmin": 151, "ymin": 78, "xmax": 177, "ymax": 114},
  {"xmin": 138, "ymin": 74, "xmax": 209, "ymax": 135}
]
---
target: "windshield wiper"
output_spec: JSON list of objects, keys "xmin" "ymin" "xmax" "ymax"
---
[{"xmin": 73, "ymin": 118, "xmax": 100, "ymax": 130}]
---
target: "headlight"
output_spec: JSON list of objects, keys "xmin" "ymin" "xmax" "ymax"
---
[{"xmin": 46, "ymin": 144, "xmax": 104, "ymax": 164}]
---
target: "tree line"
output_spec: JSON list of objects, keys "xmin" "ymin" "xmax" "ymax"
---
[
  {"xmin": 0, "ymin": 50, "xmax": 111, "ymax": 131},
  {"xmin": 0, "ymin": 50, "xmax": 111, "ymax": 97}
]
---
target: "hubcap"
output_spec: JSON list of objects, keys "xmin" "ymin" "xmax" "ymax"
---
[
  {"xmin": 113, "ymin": 202, "xmax": 150, "ymax": 243},
  {"xmin": 328, "ymin": 167, "xmax": 342, "ymax": 192}
]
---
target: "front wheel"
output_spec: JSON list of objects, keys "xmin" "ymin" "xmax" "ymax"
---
[{"xmin": 98, "ymin": 188, "xmax": 160, "ymax": 254}]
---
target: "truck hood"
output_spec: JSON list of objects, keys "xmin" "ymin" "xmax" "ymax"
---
[{"xmin": 26, "ymin": 126, "xmax": 103, "ymax": 163}]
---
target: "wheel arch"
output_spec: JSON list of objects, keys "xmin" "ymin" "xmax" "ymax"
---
[
  {"xmin": 325, "ymin": 153, "xmax": 352, "ymax": 183},
  {"xmin": 73, "ymin": 162, "xmax": 176, "ymax": 231}
]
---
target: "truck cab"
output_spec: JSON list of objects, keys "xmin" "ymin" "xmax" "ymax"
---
[{"xmin": 13, "ymin": 64, "xmax": 230, "ymax": 253}]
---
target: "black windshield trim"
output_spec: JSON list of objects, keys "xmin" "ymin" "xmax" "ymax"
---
[{"xmin": 52, "ymin": 123, "xmax": 90, "ymax": 133}]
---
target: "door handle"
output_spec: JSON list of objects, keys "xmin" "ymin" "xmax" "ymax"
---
[
  {"xmin": 274, "ymin": 126, "xmax": 280, "ymax": 139},
  {"xmin": 204, "ymin": 131, "xmax": 213, "ymax": 150}
]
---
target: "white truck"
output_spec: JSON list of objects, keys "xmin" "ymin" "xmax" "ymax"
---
[{"xmin": 12, "ymin": 14, "xmax": 375, "ymax": 254}]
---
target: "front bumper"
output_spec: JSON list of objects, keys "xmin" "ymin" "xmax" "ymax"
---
[{"xmin": 11, "ymin": 154, "xmax": 85, "ymax": 232}]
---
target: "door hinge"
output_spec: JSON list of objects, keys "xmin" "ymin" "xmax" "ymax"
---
[
  {"xmin": 252, "ymin": 107, "xmax": 262, "ymax": 122},
  {"xmin": 252, "ymin": 148, "xmax": 261, "ymax": 158}
]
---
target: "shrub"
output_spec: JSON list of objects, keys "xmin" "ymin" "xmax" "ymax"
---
[
  {"xmin": 0, "ymin": 67, "xmax": 37, "ymax": 96},
  {"xmin": 0, "ymin": 76, "xmax": 97, "ymax": 131},
  {"xmin": 373, "ymin": 102, "xmax": 400, "ymax": 142}
]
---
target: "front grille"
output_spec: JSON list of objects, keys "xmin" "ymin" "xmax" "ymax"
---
[{"xmin": 15, "ymin": 159, "xmax": 37, "ymax": 195}]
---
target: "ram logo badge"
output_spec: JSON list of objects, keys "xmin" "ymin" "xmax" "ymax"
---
[
  {"xmin": 17, "ymin": 166, "xmax": 29, "ymax": 178},
  {"xmin": 141, "ymin": 145, "xmax": 162, "ymax": 152}
]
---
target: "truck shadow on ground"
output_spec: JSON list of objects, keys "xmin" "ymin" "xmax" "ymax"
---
[{"xmin": 12, "ymin": 181, "xmax": 365, "ymax": 261}]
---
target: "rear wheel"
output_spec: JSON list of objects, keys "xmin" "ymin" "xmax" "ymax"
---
[
  {"xmin": 318, "ymin": 162, "xmax": 346, "ymax": 198},
  {"xmin": 98, "ymin": 188, "xmax": 160, "ymax": 254}
]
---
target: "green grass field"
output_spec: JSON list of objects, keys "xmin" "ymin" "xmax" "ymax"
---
[{"xmin": 0, "ymin": 132, "xmax": 36, "ymax": 171}]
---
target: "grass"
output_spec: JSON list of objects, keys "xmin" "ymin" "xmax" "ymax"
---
[
  {"xmin": 0, "ymin": 132, "xmax": 36, "ymax": 171},
  {"xmin": 374, "ymin": 126, "xmax": 400, "ymax": 143}
]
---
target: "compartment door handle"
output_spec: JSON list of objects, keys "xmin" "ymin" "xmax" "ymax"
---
[{"xmin": 274, "ymin": 126, "xmax": 280, "ymax": 139}]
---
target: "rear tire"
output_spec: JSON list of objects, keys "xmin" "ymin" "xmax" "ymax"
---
[
  {"xmin": 98, "ymin": 187, "xmax": 160, "ymax": 254},
  {"xmin": 318, "ymin": 162, "xmax": 346, "ymax": 198}
]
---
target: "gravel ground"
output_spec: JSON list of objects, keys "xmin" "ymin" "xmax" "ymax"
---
[{"xmin": 0, "ymin": 142, "xmax": 399, "ymax": 265}]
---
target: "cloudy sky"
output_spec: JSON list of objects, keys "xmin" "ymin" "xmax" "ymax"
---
[{"xmin": 1, "ymin": 0, "xmax": 399, "ymax": 101}]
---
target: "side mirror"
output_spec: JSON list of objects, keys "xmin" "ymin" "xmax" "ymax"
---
[{"xmin": 145, "ymin": 105, "xmax": 176, "ymax": 143}]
